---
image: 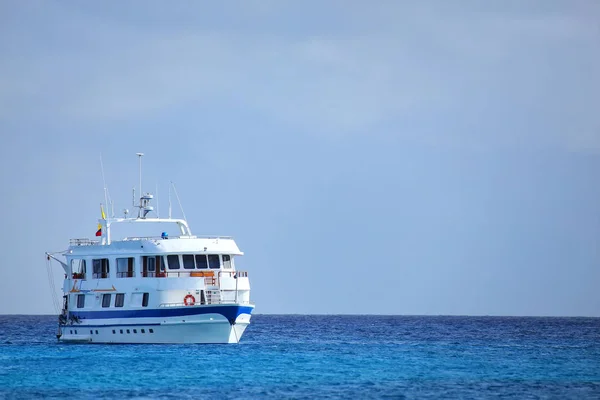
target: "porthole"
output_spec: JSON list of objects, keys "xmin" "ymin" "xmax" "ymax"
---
[
  {"xmin": 90, "ymin": 330, "xmax": 93, "ymax": 335},
  {"xmin": 75, "ymin": 330, "xmax": 78, "ymax": 334},
  {"xmin": 141, "ymin": 329, "xmax": 145, "ymax": 333},
  {"xmin": 120, "ymin": 329, "xmax": 123, "ymax": 334},
  {"xmin": 112, "ymin": 330, "xmax": 116, "ymax": 334},
  {"xmin": 127, "ymin": 329, "xmax": 130, "ymax": 334},
  {"xmin": 70, "ymin": 330, "xmax": 73, "ymax": 334},
  {"xmin": 95, "ymin": 330, "xmax": 99, "ymax": 334},
  {"xmin": 149, "ymin": 329, "xmax": 154, "ymax": 333},
  {"xmin": 133, "ymin": 329, "xmax": 137, "ymax": 334}
]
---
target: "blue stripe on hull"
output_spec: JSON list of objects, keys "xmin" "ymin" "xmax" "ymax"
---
[
  {"xmin": 63, "ymin": 323, "xmax": 162, "ymax": 328},
  {"xmin": 70, "ymin": 305, "xmax": 254, "ymax": 322}
]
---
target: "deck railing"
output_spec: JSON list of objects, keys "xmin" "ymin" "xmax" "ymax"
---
[
  {"xmin": 158, "ymin": 298, "xmax": 253, "ymax": 307},
  {"xmin": 68, "ymin": 271, "xmax": 247, "ymax": 281},
  {"xmin": 70, "ymin": 235, "xmax": 234, "ymax": 246},
  {"xmin": 122, "ymin": 235, "xmax": 233, "ymax": 241},
  {"xmin": 69, "ymin": 238, "xmax": 100, "ymax": 246}
]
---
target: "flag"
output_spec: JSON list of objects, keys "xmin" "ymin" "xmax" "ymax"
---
[{"xmin": 96, "ymin": 204, "xmax": 106, "ymax": 236}]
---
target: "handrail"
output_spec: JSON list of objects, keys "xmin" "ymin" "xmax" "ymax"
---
[
  {"xmin": 122, "ymin": 235, "xmax": 233, "ymax": 241},
  {"xmin": 67, "ymin": 270, "xmax": 248, "ymax": 279},
  {"xmin": 158, "ymin": 299, "xmax": 252, "ymax": 307},
  {"xmin": 71, "ymin": 235, "xmax": 234, "ymax": 245},
  {"xmin": 139, "ymin": 270, "xmax": 248, "ymax": 278},
  {"xmin": 69, "ymin": 238, "xmax": 100, "ymax": 246},
  {"xmin": 218, "ymin": 270, "xmax": 248, "ymax": 278}
]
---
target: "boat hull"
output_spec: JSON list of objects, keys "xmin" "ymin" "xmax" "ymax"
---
[{"xmin": 58, "ymin": 304, "xmax": 253, "ymax": 344}]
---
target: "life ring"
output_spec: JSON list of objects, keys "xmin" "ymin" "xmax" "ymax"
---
[{"xmin": 183, "ymin": 294, "xmax": 195, "ymax": 306}]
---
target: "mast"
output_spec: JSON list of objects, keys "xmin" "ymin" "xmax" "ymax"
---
[
  {"xmin": 136, "ymin": 152, "xmax": 143, "ymax": 203},
  {"xmin": 135, "ymin": 152, "xmax": 154, "ymax": 219}
]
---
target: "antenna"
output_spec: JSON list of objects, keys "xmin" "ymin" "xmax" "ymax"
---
[
  {"xmin": 100, "ymin": 154, "xmax": 109, "ymax": 217},
  {"xmin": 156, "ymin": 183, "xmax": 160, "ymax": 218},
  {"xmin": 136, "ymin": 152, "xmax": 144, "ymax": 197},
  {"xmin": 171, "ymin": 181, "xmax": 188, "ymax": 222},
  {"xmin": 168, "ymin": 184, "xmax": 172, "ymax": 219},
  {"xmin": 134, "ymin": 153, "xmax": 153, "ymax": 219}
]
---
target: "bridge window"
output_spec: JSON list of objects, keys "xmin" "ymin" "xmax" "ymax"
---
[
  {"xmin": 208, "ymin": 254, "xmax": 220, "ymax": 269},
  {"xmin": 167, "ymin": 255, "xmax": 180, "ymax": 270},
  {"xmin": 222, "ymin": 255, "xmax": 231, "ymax": 269},
  {"xmin": 71, "ymin": 259, "xmax": 86, "ymax": 279},
  {"xmin": 116, "ymin": 257, "xmax": 134, "ymax": 278},
  {"xmin": 115, "ymin": 293, "xmax": 125, "ymax": 307},
  {"xmin": 77, "ymin": 294, "xmax": 85, "ymax": 308},
  {"xmin": 195, "ymin": 254, "xmax": 208, "ymax": 269},
  {"xmin": 92, "ymin": 258, "xmax": 110, "ymax": 279},
  {"xmin": 183, "ymin": 254, "xmax": 195, "ymax": 269},
  {"xmin": 102, "ymin": 294, "xmax": 111, "ymax": 308}
]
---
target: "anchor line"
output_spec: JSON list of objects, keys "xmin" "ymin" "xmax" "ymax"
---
[{"xmin": 45, "ymin": 257, "xmax": 61, "ymax": 314}]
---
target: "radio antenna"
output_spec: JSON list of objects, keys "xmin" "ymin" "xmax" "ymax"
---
[
  {"xmin": 100, "ymin": 154, "xmax": 109, "ymax": 216},
  {"xmin": 168, "ymin": 184, "xmax": 172, "ymax": 219},
  {"xmin": 171, "ymin": 181, "xmax": 187, "ymax": 222},
  {"xmin": 136, "ymin": 153, "xmax": 144, "ymax": 196},
  {"xmin": 156, "ymin": 183, "xmax": 160, "ymax": 218}
]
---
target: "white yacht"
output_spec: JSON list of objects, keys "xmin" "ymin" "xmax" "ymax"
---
[{"xmin": 46, "ymin": 155, "xmax": 254, "ymax": 344}]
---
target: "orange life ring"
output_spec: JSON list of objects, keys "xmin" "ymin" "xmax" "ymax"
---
[{"xmin": 183, "ymin": 294, "xmax": 195, "ymax": 306}]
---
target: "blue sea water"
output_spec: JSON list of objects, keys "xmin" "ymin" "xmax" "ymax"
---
[{"xmin": 0, "ymin": 315, "xmax": 599, "ymax": 399}]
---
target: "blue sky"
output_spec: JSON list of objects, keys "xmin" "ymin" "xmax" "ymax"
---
[{"xmin": 1, "ymin": 1, "xmax": 599, "ymax": 315}]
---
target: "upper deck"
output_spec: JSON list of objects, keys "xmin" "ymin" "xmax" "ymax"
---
[
  {"xmin": 68, "ymin": 234, "xmax": 243, "ymax": 256},
  {"xmin": 69, "ymin": 217, "xmax": 243, "ymax": 256}
]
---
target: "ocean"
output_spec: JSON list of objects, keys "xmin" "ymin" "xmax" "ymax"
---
[{"xmin": 0, "ymin": 315, "xmax": 599, "ymax": 399}]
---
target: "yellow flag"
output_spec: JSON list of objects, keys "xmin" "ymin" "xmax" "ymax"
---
[{"xmin": 101, "ymin": 204, "xmax": 106, "ymax": 220}]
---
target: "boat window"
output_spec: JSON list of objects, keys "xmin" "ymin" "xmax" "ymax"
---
[
  {"xmin": 143, "ymin": 256, "xmax": 155, "ymax": 277},
  {"xmin": 92, "ymin": 258, "xmax": 110, "ymax": 279},
  {"xmin": 223, "ymin": 255, "xmax": 231, "ymax": 269},
  {"xmin": 71, "ymin": 259, "xmax": 86, "ymax": 279},
  {"xmin": 208, "ymin": 254, "xmax": 220, "ymax": 269},
  {"xmin": 195, "ymin": 254, "xmax": 208, "ymax": 269},
  {"xmin": 116, "ymin": 257, "xmax": 134, "ymax": 278},
  {"xmin": 142, "ymin": 256, "xmax": 165, "ymax": 277},
  {"xmin": 77, "ymin": 294, "xmax": 85, "ymax": 308},
  {"xmin": 102, "ymin": 294, "xmax": 111, "ymax": 308},
  {"xmin": 148, "ymin": 256, "xmax": 155, "ymax": 272},
  {"xmin": 183, "ymin": 255, "xmax": 195, "ymax": 269},
  {"xmin": 167, "ymin": 255, "xmax": 180, "ymax": 270},
  {"xmin": 142, "ymin": 292, "xmax": 149, "ymax": 307},
  {"xmin": 115, "ymin": 293, "xmax": 125, "ymax": 307}
]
